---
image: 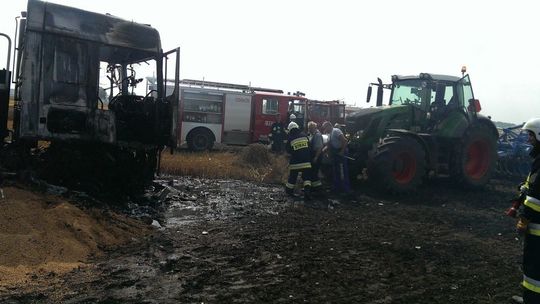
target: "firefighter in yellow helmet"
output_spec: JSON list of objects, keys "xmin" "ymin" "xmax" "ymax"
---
[
  {"xmin": 285, "ymin": 121, "xmax": 313, "ymax": 199},
  {"xmin": 515, "ymin": 118, "xmax": 540, "ymax": 303}
]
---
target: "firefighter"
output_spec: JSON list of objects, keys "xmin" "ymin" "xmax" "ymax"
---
[
  {"xmin": 268, "ymin": 113, "xmax": 285, "ymax": 153},
  {"xmin": 515, "ymin": 118, "xmax": 540, "ymax": 303},
  {"xmin": 288, "ymin": 113, "xmax": 304, "ymax": 131},
  {"xmin": 285, "ymin": 121, "xmax": 312, "ymax": 199}
]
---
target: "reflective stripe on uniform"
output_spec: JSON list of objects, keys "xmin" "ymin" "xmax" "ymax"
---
[
  {"xmin": 285, "ymin": 183, "xmax": 295, "ymax": 189},
  {"xmin": 528, "ymin": 223, "xmax": 540, "ymax": 236},
  {"xmin": 525, "ymin": 175, "xmax": 531, "ymax": 190},
  {"xmin": 289, "ymin": 162, "xmax": 311, "ymax": 170},
  {"xmin": 523, "ymin": 275, "xmax": 540, "ymax": 294},
  {"xmin": 291, "ymin": 137, "xmax": 308, "ymax": 151},
  {"xmin": 525, "ymin": 196, "xmax": 540, "ymax": 212},
  {"xmin": 312, "ymin": 180, "xmax": 322, "ymax": 187},
  {"xmin": 303, "ymin": 180, "xmax": 312, "ymax": 187}
]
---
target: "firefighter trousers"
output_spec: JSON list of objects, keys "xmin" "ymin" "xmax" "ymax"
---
[
  {"xmin": 285, "ymin": 168, "xmax": 313, "ymax": 196},
  {"xmin": 523, "ymin": 232, "xmax": 540, "ymax": 303}
]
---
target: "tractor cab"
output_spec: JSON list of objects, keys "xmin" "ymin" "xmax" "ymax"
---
[{"xmin": 361, "ymin": 73, "xmax": 484, "ymax": 137}]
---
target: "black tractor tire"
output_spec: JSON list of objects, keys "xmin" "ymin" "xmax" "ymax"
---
[
  {"xmin": 187, "ymin": 128, "xmax": 214, "ymax": 151},
  {"xmin": 367, "ymin": 136, "xmax": 426, "ymax": 193},
  {"xmin": 450, "ymin": 124, "xmax": 497, "ymax": 188}
]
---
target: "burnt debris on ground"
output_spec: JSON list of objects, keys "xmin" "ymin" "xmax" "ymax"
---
[{"xmin": 0, "ymin": 175, "xmax": 525, "ymax": 304}]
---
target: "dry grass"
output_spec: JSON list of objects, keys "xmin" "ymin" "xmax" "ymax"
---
[{"xmin": 160, "ymin": 144, "xmax": 289, "ymax": 184}]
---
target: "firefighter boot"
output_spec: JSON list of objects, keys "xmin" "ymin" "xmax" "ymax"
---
[
  {"xmin": 303, "ymin": 186, "xmax": 312, "ymax": 201},
  {"xmin": 285, "ymin": 187, "xmax": 296, "ymax": 198}
]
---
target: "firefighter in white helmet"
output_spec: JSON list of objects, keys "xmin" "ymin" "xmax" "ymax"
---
[
  {"xmin": 285, "ymin": 121, "xmax": 313, "ymax": 199},
  {"xmin": 514, "ymin": 118, "xmax": 540, "ymax": 303}
]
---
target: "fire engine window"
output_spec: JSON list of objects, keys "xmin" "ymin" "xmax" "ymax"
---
[
  {"xmin": 262, "ymin": 98, "xmax": 279, "ymax": 114},
  {"xmin": 311, "ymin": 105, "xmax": 329, "ymax": 118}
]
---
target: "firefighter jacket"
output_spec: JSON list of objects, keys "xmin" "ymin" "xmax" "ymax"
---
[
  {"xmin": 268, "ymin": 122, "xmax": 285, "ymax": 143},
  {"xmin": 521, "ymin": 145, "xmax": 540, "ymax": 296},
  {"xmin": 286, "ymin": 131, "xmax": 312, "ymax": 170}
]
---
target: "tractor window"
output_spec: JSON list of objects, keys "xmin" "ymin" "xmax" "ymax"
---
[
  {"xmin": 391, "ymin": 80, "xmax": 429, "ymax": 107},
  {"xmin": 432, "ymin": 83, "xmax": 454, "ymax": 106},
  {"xmin": 444, "ymin": 85, "xmax": 458, "ymax": 108},
  {"xmin": 262, "ymin": 98, "xmax": 279, "ymax": 114},
  {"xmin": 456, "ymin": 75, "xmax": 473, "ymax": 109}
]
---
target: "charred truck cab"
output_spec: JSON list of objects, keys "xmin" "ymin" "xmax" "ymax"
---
[
  {"xmin": 347, "ymin": 72, "xmax": 498, "ymax": 193},
  {"xmin": 10, "ymin": 0, "xmax": 179, "ymax": 191}
]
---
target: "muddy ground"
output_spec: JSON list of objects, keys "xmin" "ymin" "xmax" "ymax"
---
[{"xmin": 0, "ymin": 176, "xmax": 526, "ymax": 304}]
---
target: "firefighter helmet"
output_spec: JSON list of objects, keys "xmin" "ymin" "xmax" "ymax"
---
[
  {"xmin": 288, "ymin": 121, "xmax": 299, "ymax": 131},
  {"xmin": 523, "ymin": 118, "xmax": 540, "ymax": 141}
]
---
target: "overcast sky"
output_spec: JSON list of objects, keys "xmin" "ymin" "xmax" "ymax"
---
[{"xmin": 1, "ymin": 0, "xmax": 539, "ymax": 124}]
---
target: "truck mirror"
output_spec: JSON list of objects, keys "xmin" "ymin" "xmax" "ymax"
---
[{"xmin": 366, "ymin": 86, "xmax": 372, "ymax": 103}]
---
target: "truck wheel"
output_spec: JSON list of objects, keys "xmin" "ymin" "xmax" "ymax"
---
[
  {"xmin": 451, "ymin": 124, "xmax": 497, "ymax": 188},
  {"xmin": 367, "ymin": 136, "xmax": 426, "ymax": 193},
  {"xmin": 187, "ymin": 129, "xmax": 214, "ymax": 151}
]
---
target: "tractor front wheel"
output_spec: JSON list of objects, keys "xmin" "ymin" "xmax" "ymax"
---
[{"xmin": 367, "ymin": 136, "xmax": 426, "ymax": 193}]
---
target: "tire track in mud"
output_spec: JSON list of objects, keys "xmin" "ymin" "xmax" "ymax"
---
[{"xmin": 1, "ymin": 177, "xmax": 525, "ymax": 303}]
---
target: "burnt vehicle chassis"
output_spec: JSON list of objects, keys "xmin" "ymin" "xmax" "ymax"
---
[{"xmin": 5, "ymin": 0, "xmax": 179, "ymax": 193}]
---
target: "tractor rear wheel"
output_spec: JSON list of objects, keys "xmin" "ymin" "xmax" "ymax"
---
[
  {"xmin": 367, "ymin": 136, "xmax": 426, "ymax": 193},
  {"xmin": 451, "ymin": 124, "xmax": 497, "ymax": 188}
]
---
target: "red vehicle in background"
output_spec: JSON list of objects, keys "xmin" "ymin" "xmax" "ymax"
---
[
  {"xmin": 306, "ymin": 99, "xmax": 346, "ymax": 127},
  {"xmin": 151, "ymin": 79, "xmax": 345, "ymax": 151}
]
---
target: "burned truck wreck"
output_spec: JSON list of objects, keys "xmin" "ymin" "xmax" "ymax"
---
[{"xmin": 9, "ymin": 0, "xmax": 179, "ymax": 192}]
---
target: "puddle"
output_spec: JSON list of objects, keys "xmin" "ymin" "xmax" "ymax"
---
[{"xmin": 155, "ymin": 177, "xmax": 289, "ymax": 228}]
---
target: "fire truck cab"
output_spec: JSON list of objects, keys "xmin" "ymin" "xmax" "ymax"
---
[{"xmin": 306, "ymin": 99, "xmax": 346, "ymax": 127}]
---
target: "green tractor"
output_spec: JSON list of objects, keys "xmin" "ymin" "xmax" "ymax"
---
[{"xmin": 346, "ymin": 72, "xmax": 498, "ymax": 193}]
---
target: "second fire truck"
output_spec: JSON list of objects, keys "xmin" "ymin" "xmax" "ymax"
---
[{"xmin": 150, "ymin": 79, "xmax": 345, "ymax": 151}]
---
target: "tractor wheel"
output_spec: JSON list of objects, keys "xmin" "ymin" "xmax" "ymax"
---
[
  {"xmin": 451, "ymin": 124, "xmax": 497, "ymax": 188},
  {"xmin": 367, "ymin": 136, "xmax": 426, "ymax": 193},
  {"xmin": 187, "ymin": 128, "xmax": 214, "ymax": 151}
]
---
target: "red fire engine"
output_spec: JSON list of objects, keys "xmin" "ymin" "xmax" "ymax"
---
[{"xmin": 151, "ymin": 79, "xmax": 345, "ymax": 150}]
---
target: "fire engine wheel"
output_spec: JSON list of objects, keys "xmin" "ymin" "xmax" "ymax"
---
[
  {"xmin": 367, "ymin": 136, "xmax": 426, "ymax": 193},
  {"xmin": 451, "ymin": 124, "xmax": 497, "ymax": 188},
  {"xmin": 187, "ymin": 128, "xmax": 215, "ymax": 151}
]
